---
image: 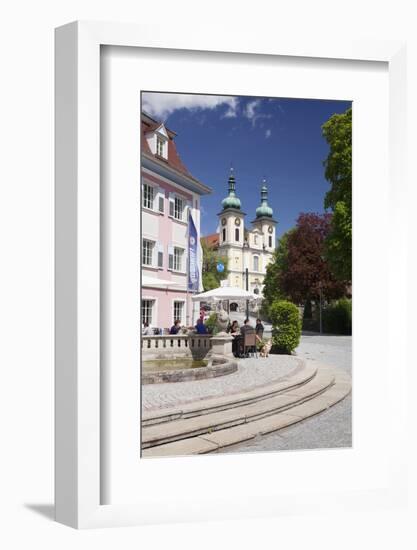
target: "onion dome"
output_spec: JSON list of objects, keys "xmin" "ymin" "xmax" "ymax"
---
[
  {"xmin": 221, "ymin": 167, "xmax": 241, "ymax": 210},
  {"xmin": 255, "ymin": 179, "xmax": 273, "ymax": 218}
]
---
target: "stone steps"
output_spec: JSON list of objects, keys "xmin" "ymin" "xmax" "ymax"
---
[
  {"xmin": 141, "ymin": 365, "xmax": 345, "ymax": 452},
  {"xmin": 142, "ymin": 362, "xmax": 317, "ymax": 427}
]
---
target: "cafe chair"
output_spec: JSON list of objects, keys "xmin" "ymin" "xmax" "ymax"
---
[{"xmin": 243, "ymin": 332, "xmax": 258, "ymax": 358}]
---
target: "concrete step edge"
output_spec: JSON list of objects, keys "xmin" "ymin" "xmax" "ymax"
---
[
  {"xmin": 142, "ymin": 371, "xmax": 351, "ymax": 458},
  {"xmin": 142, "ymin": 360, "xmax": 316, "ymax": 426},
  {"xmin": 142, "ymin": 371, "xmax": 335, "ymax": 448}
]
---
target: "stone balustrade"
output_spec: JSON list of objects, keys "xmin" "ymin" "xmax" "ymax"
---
[{"xmin": 141, "ymin": 334, "xmax": 212, "ymax": 359}]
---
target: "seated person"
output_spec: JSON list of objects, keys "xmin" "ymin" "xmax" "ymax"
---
[
  {"xmin": 142, "ymin": 321, "xmax": 153, "ymax": 335},
  {"xmin": 236, "ymin": 319, "xmax": 254, "ymax": 357},
  {"xmin": 195, "ymin": 318, "xmax": 208, "ymax": 334},
  {"xmin": 169, "ymin": 319, "xmax": 182, "ymax": 335},
  {"xmin": 229, "ymin": 320, "xmax": 240, "ymax": 355},
  {"xmin": 229, "ymin": 320, "xmax": 240, "ymax": 335},
  {"xmin": 240, "ymin": 318, "xmax": 254, "ymax": 336}
]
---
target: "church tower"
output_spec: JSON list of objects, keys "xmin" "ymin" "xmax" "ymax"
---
[
  {"xmin": 219, "ymin": 167, "xmax": 245, "ymax": 246},
  {"xmin": 208, "ymin": 171, "xmax": 277, "ymax": 293},
  {"xmin": 218, "ymin": 168, "xmax": 246, "ymax": 288},
  {"xmin": 252, "ymin": 179, "xmax": 277, "ymax": 252}
]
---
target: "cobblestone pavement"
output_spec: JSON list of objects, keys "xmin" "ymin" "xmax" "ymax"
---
[
  {"xmin": 142, "ymin": 354, "xmax": 303, "ymax": 412},
  {"xmin": 217, "ymin": 333, "xmax": 352, "ymax": 454}
]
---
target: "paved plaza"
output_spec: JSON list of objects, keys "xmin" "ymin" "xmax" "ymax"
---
[
  {"xmin": 142, "ymin": 332, "xmax": 352, "ymax": 453},
  {"xmin": 142, "ymin": 354, "xmax": 304, "ymax": 412},
  {"xmin": 217, "ymin": 333, "xmax": 352, "ymax": 453}
]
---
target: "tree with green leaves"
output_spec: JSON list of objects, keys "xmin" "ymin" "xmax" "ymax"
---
[
  {"xmin": 200, "ymin": 239, "xmax": 229, "ymax": 291},
  {"xmin": 261, "ymin": 214, "xmax": 346, "ymax": 317},
  {"xmin": 262, "ymin": 230, "xmax": 293, "ymax": 307},
  {"xmin": 322, "ymin": 107, "xmax": 352, "ymax": 281}
]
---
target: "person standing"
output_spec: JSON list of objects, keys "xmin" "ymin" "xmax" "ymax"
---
[
  {"xmin": 195, "ymin": 318, "xmax": 208, "ymax": 334},
  {"xmin": 255, "ymin": 318, "xmax": 264, "ymax": 342}
]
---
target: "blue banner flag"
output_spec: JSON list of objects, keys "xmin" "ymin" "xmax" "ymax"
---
[{"xmin": 188, "ymin": 213, "xmax": 199, "ymax": 292}]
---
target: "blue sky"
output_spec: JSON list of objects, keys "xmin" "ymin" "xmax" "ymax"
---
[{"xmin": 142, "ymin": 93, "xmax": 351, "ymax": 239}]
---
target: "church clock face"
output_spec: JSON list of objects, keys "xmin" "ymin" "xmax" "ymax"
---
[
  {"xmin": 268, "ymin": 226, "xmax": 273, "ymax": 233},
  {"xmin": 235, "ymin": 218, "xmax": 241, "ymax": 226},
  {"xmin": 221, "ymin": 218, "xmax": 227, "ymax": 226}
]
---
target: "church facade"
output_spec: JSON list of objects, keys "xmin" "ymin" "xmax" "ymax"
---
[{"xmin": 204, "ymin": 169, "xmax": 277, "ymax": 296}]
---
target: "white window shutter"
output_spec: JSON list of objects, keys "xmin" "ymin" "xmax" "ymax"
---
[
  {"xmin": 169, "ymin": 193, "xmax": 174, "ymax": 217},
  {"xmin": 186, "ymin": 200, "xmax": 192, "ymax": 222},
  {"xmin": 158, "ymin": 187, "xmax": 165, "ymax": 213},
  {"xmin": 168, "ymin": 244, "xmax": 174, "ymax": 270},
  {"xmin": 151, "ymin": 241, "xmax": 156, "ymax": 267},
  {"xmin": 157, "ymin": 242, "xmax": 164, "ymax": 268}
]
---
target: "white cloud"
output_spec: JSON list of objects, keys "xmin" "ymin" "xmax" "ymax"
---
[
  {"xmin": 243, "ymin": 99, "xmax": 272, "ymax": 127},
  {"xmin": 244, "ymin": 99, "xmax": 261, "ymax": 123},
  {"xmin": 265, "ymin": 129, "xmax": 272, "ymax": 139},
  {"xmin": 142, "ymin": 92, "xmax": 238, "ymax": 120},
  {"xmin": 222, "ymin": 98, "xmax": 238, "ymax": 118}
]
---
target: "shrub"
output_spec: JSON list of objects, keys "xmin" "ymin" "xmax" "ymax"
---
[
  {"xmin": 322, "ymin": 298, "xmax": 352, "ymax": 335},
  {"xmin": 259, "ymin": 301, "xmax": 272, "ymax": 322},
  {"xmin": 269, "ymin": 300, "xmax": 301, "ymax": 354},
  {"xmin": 205, "ymin": 313, "xmax": 218, "ymax": 334},
  {"xmin": 302, "ymin": 318, "xmax": 319, "ymax": 332},
  {"xmin": 303, "ymin": 299, "xmax": 312, "ymax": 319}
]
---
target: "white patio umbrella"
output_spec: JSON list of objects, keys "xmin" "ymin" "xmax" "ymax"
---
[{"xmin": 191, "ymin": 286, "xmax": 257, "ymax": 302}]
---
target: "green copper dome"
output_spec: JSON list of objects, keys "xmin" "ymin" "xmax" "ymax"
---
[
  {"xmin": 256, "ymin": 180, "xmax": 273, "ymax": 218},
  {"xmin": 221, "ymin": 168, "xmax": 241, "ymax": 210}
]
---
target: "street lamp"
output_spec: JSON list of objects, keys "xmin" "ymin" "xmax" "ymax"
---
[
  {"xmin": 319, "ymin": 281, "xmax": 323, "ymax": 335},
  {"xmin": 243, "ymin": 240, "xmax": 249, "ymax": 319},
  {"xmin": 318, "ymin": 254, "xmax": 325, "ymax": 335},
  {"xmin": 245, "ymin": 267, "xmax": 249, "ymax": 319}
]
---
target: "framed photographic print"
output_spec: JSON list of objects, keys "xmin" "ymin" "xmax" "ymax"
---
[{"xmin": 55, "ymin": 21, "xmax": 408, "ymax": 528}]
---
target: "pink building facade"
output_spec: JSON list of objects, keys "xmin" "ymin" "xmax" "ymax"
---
[{"xmin": 141, "ymin": 113, "xmax": 211, "ymax": 331}]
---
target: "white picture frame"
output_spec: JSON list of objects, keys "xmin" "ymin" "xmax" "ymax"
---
[{"xmin": 55, "ymin": 21, "xmax": 408, "ymax": 529}]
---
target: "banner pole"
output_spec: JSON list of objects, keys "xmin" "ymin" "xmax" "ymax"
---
[{"xmin": 186, "ymin": 208, "xmax": 190, "ymax": 326}]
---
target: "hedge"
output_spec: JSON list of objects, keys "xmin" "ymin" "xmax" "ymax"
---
[{"xmin": 322, "ymin": 298, "xmax": 352, "ymax": 335}]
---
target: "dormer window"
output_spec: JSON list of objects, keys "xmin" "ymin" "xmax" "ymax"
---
[
  {"xmin": 156, "ymin": 136, "xmax": 165, "ymax": 158},
  {"xmin": 145, "ymin": 123, "xmax": 169, "ymax": 160}
]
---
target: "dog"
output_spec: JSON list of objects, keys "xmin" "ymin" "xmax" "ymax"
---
[{"xmin": 259, "ymin": 339, "xmax": 272, "ymax": 358}]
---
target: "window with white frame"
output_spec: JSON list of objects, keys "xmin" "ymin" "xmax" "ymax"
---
[
  {"xmin": 142, "ymin": 239, "xmax": 154, "ymax": 266},
  {"xmin": 156, "ymin": 136, "xmax": 165, "ymax": 157},
  {"xmin": 141, "ymin": 299, "xmax": 154, "ymax": 325},
  {"xmin": 174, "ymin": 197, "xmax": 184, "ymax": 220},
  {"xmin": 253, "ymin": 255, "xmax": 259, "ymax": 272},
  {"xmin": 142, "ymin": 183, "xmax": 154, "ymax": 210},
  {"xmin": 254, "ymin": 234, "xmax": 258, "ymax": 245},
  {"xmin": 173, "ymin": 301, "xmax": 184, "ymax": 324},
  {"xmin": 269, "ymin": 235, "xmax": 273, "ymax": 248},
  {"xmin": 173, "ymin": 247, "xmax": 184, "ymax": 271}
]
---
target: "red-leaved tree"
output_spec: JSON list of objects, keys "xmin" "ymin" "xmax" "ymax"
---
[{"xmin": 279, "ymin": 213, "xmax": 346, "ymax": 304}]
